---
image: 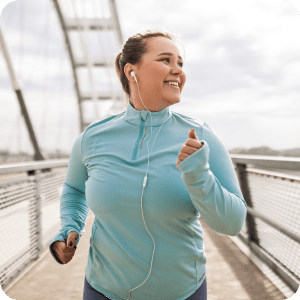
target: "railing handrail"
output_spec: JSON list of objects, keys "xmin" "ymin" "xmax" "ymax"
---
[
  {"xmin": 231, "ymin": 154, "xmax": 300, "ymax": 171},
  {"xmin": 0, "ymin": 159, "xmax": 69, "ymax": 175},
  {"xmin": 246, "ymin": 167, "xmax": 300, "ymax": 182},
  {"xmin": 1, "ymin": 154, "xmax": 300, "ymax": 174},
  {"xmin": 246, "ymin": 207, "xmax": 300, "ymax": 244}
]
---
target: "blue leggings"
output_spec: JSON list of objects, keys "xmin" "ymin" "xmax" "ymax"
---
[{"xmin": 83, "ymin": 277, "xmax": 207, "ymax": 300}]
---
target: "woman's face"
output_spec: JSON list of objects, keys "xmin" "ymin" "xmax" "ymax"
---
[{"xmin": 133, "ymin": 36, "xmax": 186, "ymax": 111}]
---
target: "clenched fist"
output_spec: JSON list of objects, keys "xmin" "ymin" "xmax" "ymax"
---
[
  {"xmin": 176, "ymin": 129, "xmax": 204, "ymax": 168},
  {"xmin": 51, "ymin": 231, "xmax": 79, "ymax": 264}
]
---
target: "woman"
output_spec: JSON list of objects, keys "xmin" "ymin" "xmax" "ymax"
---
[{"xmin": 50, "ymin": 30, "xmax": 247, "ymax": 300}]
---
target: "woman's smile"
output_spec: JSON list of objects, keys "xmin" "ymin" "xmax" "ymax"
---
[{"xmin": 164, "ymin": 81, "xmax": 180, "ymax": 89}]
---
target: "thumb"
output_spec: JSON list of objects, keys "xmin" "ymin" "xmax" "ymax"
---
[
  {"xmin": 66, "ymin": 231, "xmax": 78, "ymax": 248},
  {"xmin": 188, "ymin": 129, "xmax": 199, "ymax": 140}
]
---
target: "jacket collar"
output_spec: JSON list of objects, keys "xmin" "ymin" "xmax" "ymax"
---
[{"xmin": 123, "ymin": 101, "xmax": 172, "ymax": 127}]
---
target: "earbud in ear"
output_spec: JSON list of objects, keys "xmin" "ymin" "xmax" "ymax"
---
[{"xmin": 130, "ymin": 71, "xmax": 137, "ymax": 83}]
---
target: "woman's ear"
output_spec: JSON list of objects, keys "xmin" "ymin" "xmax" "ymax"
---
[{"xmin": 124, "ymin": 63, "xmax": 136, "ymax": 82}]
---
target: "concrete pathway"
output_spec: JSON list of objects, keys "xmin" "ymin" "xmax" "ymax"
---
[
  {"xmin": 202, "ymin": 219, "xmax": 286, "ymax": 300},
  {"xmin": 5, "ymin": 212, "xmax": 287, "ymax": 300}
]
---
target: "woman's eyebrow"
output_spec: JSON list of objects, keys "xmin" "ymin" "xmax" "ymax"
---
[{"xmin": 156, "ymin": 52, "xmax": 183, "ymax": 60}]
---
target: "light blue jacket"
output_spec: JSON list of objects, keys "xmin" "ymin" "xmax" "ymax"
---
[{"xmin": 50, "ymin": 102, "xmax": 247, "ymax": 300}]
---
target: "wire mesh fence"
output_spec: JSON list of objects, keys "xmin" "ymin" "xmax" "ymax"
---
[
  {"xmin": 0, "ymin": 178, "xmax": 35, "ymax": 288},
  {"xmin": 233, "ymin": 156, "xmax": 300, "ymax": 292},
  {"xmin": 40, "ymin": 169, "xmax": 66, "ymax": 246},
  {"xmin": 1, "ymin": 157, "xmax": 300, "ymax": 292},
  {"xmin": 247, "ymin": 171, "xmax": 300, "ymax": 281},
  {"xmin": 0, "ymin": 166, "xmax": 67, "ymax": 288}
]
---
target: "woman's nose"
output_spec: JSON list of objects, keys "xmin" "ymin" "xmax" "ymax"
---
[{"xmin": 170, "ymin": 64, "xmax": 183, "ymax": 75}]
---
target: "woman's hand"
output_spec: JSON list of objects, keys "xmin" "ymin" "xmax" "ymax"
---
[
  {"xmin": 51, "ymin": 231, "xmax": 79, "ymax": 264},
  {"xmin": 176, "ymin": 129, "xmax": 203, "ymax": 168}
]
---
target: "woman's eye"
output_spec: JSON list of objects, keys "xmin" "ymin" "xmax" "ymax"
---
[{"xmin": 160, "ymin": 57, "xmax": 183, "ymax": 67}]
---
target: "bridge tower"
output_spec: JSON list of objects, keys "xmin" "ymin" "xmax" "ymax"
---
[{"xmin": 52, "ymin": 0, "xmax": 124, "ymax": 132}]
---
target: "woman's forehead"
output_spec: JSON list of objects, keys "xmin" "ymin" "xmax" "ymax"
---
[{"xmin": 146, "ymin": 37, "xmax": 181, "ymax": 57}]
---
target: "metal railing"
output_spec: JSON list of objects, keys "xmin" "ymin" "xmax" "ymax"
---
[
  {"xmin": 1, "ymin": 155, "xmax": 300, "ymax": 293},
  {"xmin": 232, "ymin": 154, "xmax": 300, "ymax": 293},
  {"xmin": 0, "ymin": 160, "xmax": 68, "ymax": 288}
]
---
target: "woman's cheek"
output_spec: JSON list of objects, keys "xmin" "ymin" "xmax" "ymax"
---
[{"xmin": 180, "ymin": 73, "xmax": 187, "ymax": 91}]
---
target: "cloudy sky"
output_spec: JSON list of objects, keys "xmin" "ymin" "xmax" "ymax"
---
[{"xmin": 0, "ymin": 0, "xmax": 300, "ymax": 155}]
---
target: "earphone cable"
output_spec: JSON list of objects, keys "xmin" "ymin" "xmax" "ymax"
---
[{"xmin": 127, "ymin": 76, "xmax": 168, "ymax": 300}]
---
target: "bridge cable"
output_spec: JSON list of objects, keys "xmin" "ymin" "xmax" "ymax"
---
[
  {"xmin": 17, "ymin": 0, "xmax": 25, "ymax": 154},
  {"xmin": 71, "ymin": 0, "xmax": 99, "ymax": 121},
  {"xmin": 93, "ymin": 0, "xmax": 115, "ymax": 111},
  {"xmin": 40, "ymin": 0, "xmax": 51, "ymax": 149},
  {"xmin": 91, "ymin": 0, "xmax": 122, "ymax": 117}
]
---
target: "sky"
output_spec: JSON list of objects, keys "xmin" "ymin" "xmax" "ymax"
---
[{"xmin": 0, "ymin": 0, "xmax": 300, "ymax": 155}]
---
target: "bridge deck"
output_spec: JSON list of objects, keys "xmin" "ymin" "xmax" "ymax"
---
[{"xmin": 5, "ymin": 212, "xmax": 287, "ymax": 300}]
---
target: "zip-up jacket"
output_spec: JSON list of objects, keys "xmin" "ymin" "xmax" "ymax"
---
[{"xmin": 49, "ymin": 102, "xmax": 247, "ymax": 300}]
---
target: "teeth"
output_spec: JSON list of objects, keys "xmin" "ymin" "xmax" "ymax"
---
[{"xmin": 165, "ymin": 81, "xmax": 179, "ymax": 86}]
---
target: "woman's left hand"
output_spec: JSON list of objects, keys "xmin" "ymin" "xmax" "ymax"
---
[{"xmin": 176, "ymin": 129, "xmax": 203, "ymax": 168}]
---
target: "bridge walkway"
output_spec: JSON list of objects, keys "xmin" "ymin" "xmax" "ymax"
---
[{"xmin": 4, "ymin": 212, "xmax": 288, "ymax": 300}]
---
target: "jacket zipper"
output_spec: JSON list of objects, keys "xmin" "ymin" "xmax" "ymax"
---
[
  {"xmin": 132, "ymin": 120, "xmax": 146, "ymax": 161},
  {"xmin": 140, "ymin": 127, "xmax": 148, "ymax": 149}
]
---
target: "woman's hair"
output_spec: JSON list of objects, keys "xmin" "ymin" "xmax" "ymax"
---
[{"xmin": 115, "ymin": 29, "xmax": 176, "ymax": 106}]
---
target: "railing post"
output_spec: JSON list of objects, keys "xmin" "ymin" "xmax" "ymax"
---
[
  {"xmin": 29, "ymin": 170, "xmax": 43, "ymax": 260},
  {"xmin": 235, "ymin": 163, "xmax": 259, "ymax": 245},
  {"xmin": 36, "ymin": 170, "xmax": 43, "ymax": 257}
]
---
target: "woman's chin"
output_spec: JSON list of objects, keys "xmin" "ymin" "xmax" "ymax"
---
[
  {"xmin": 169, "ymin": 96, "xmax": 181, "ymax": 105},
  {"xmin": 162, "ymin": 92, "xmax": 181, "ymax": 103}
]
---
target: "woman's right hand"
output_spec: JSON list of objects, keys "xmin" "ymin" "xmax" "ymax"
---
[{"xmin": 51, "ymin": 231, "xmax": 79, "ymax": 264}]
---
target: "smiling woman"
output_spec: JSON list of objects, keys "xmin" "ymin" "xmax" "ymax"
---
[
  {"xmin": 115, "ymin": 30, "xmax": 186, "ymax": 111},
  {"xmin": 49, "ymin": 29, "xmax": 247, "ymax": 300}
]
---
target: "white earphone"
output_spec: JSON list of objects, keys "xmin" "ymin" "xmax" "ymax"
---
[{"xmin": 130, "ymin": 70, "xmax": 138, "ymax": 83}]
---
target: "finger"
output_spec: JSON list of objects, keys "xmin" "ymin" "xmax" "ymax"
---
[
  {"xmin": 176, "ymin": 158, "xmax": 185, "ymax": 168},
  {"xmin": 176, "ymin": 152, "xmax": 189, "ymax": 167},
  {"xmin": 177, "ymin": 152, "xmax": 189, "ymax": 162},
  {"xmin": 54, "ymin": 246, "xmax": 75, "ymax": 263},
  {"xmin": 185, "ymin": 138, "xmax": 203, "ymax": 149},
  {"xmin": 180, "ymin": 145, "xmax": 199, "ymax": 155},
  {"xmin": 53, "ymin": 246, "xmax": 67, "ymax": 263},
  {"xmin": 188, "ymin": 129, "xmax": 199, "ymax": 140},
  {"xmin": 62, "ymin": 251, "xmax": 75, "ymax": 261},
  {"xmin": 55, "ymin": 241, "xmax": 69, "ymax": 252},
  {"xmin": 56, "ymin": 242, "xmax": 74, "ymax": 253},
  {"xmin": 54, "ymin": 249, "xmax": 67, "ymax": 263},
  {"xmin": 67, "ymin": 231, "xmax": 78, "ymax": 248},
  {"xmin": 57, "ymin": 251, "xmax": 75, "ymax": 264}
]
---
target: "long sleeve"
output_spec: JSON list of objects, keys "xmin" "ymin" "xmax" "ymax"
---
[
  {"xmin": 176, "ymin": 123, "xmax": 247, "ymax": 236},
  {"xmin": 49, "ymin": 132, "xmax": 89, "ymax": 263}
]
